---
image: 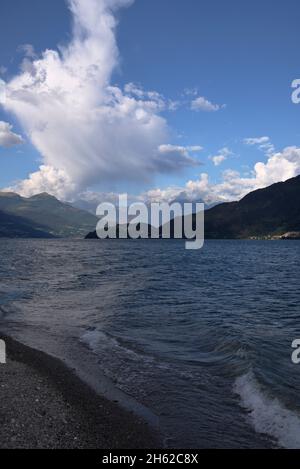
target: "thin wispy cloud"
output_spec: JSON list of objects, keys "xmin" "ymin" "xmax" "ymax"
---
[
  {"xmin": 158, "ymin": 144, "xmax": 203, "ymax": 168},
  {"xmin": 244, "ymin": 136, "xmax": 275, "ymax": 156},
  {"xmin": 209, "ymin": 147, "xmax": 233, "ymax": 166},
  {"xmin": 17, "ymin": 44, "xmax": 37, "ymax": 59}
]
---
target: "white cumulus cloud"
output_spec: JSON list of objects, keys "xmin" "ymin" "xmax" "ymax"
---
[
  {"xmin": 6, "ymin": 165, "xmax": 76, "ymax": 200},
  {"xmin": 70, "ymin": 144, "xmax": 300, "ymax": 211},
  {"xmin": 0, "ymin": 121, "xmax": 24, "ymax": 148},
  {"xmin": 143, "ymin": 146, "xmax": 300, "ymax": 205},
  {"xmin": 0, "ymin": 0, "xmax": 198, "ymax": 199},
  {"xmin": 191, "ymin": 96, "xmax": 224, "ymax": 112}
]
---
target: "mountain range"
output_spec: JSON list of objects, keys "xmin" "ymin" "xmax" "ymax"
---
[
  {"xmin": 0, "ymin": 175, "xmax": 299, "ymax": 239},
  {"xmin": 86, "ymin": 175, "xmax": 300, "ymax": 240}
]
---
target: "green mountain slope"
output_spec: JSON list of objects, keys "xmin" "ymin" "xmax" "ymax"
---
[
  {"xmin": 0, "ymin": 210, "xmax": 55, "ymax": 238},
  {"xmin": 0, "ymin": 192, "xmax": 98, "ymax": 238}
]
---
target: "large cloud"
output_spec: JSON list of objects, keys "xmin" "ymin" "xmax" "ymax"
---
[
  {"xmin": 6, "ymin": 165, "xmax": 76, "ymax": 200},
  {"xmin": 0, "ymin": 0, "xmax": 199, "ymax": 199}
]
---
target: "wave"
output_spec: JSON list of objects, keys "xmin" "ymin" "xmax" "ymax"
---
[
  {"xmin": 81, "ymin": 328, "xmax": 156, "ymax": 364},
  {"xmin": 234, "ymin": 371, "xmax": 300, "ymax": 449},
  {"xmin": 81, "ymin": 328, "xmax": 112, "ymax": 352},
  {"xmin": 80, "ymin": 328, "xmax": 174, "ymax": 375}
]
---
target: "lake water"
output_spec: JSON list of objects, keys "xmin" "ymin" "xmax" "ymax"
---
[{"xmin": 0, "ymin": 239, "xmax": 300, "ymax": 448}]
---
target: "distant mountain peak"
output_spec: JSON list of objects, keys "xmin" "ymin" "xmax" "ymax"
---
[
  {"xmin": 0, "ymin": 191, "xmax": 98, "ymax": 238},
  {"xmin": 0, "ymin": 191, "xmax": 21, "ymax": 199},
  {"xmin": 29, "ymin": 192, "xmax": 58, "ymax": 201}
]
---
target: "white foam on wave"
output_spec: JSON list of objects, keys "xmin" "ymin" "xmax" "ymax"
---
[
  {"xmin": 234, "ymin": 371, "xmax": 300, "ymax": 449},
  {"xmin": 80, "ymin": 328, "xmax": 172, "ymax": 372},
  {"xmin": 81, "ymin": 329, "xmax": 113, "ymax": 352},
  {"xmin": 81, "ymin": 328, "xmax": 152, "ymax": 363}
]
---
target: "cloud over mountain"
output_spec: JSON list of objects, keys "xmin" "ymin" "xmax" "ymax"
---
[{"xmin": 144, "ymin": 146, "xmax": 300, "ymax": 205}]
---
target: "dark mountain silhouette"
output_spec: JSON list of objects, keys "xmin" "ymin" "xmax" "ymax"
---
[
  {"xmin": 204, "ymin": 175, "xmax": 300, "ymax": 238},
  {"xmin": 85, "ymin": 223, "xmax": 155, "ymax": 239}
]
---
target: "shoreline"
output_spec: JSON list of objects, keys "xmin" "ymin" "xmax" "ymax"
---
[{"xmin": 0, "ymin": 334, "xmax": 161, "ymax": 449}]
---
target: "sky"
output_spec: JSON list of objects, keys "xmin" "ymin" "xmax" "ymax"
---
[{"xmin": 0, "ymin": 0, "xmax": 300, "ymax": 207}]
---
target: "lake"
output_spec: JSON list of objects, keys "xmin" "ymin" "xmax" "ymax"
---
[{"xmin": 0, "ymin": 239, "xmax": 300, "ymax": 448}]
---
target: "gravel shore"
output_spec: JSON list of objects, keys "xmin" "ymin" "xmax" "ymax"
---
[{"xmin": 0, "ymin": 334, "xmax": 160, "ymax": 449}]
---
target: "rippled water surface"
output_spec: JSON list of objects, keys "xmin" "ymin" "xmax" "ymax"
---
[{"xmin": 0, "ymin": 239, "xmax": 300, "ymax": 448}]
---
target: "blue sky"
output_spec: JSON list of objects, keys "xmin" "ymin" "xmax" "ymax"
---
[{"xmin": 0, "ymin": 0, "xmax": 300, "ymax": 205}]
